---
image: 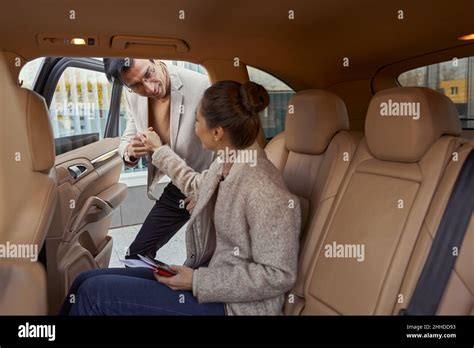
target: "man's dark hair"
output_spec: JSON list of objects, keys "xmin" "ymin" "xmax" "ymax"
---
[{"xmin": 103, "ymin": 58, "xmax": 154, "ymax": 85}]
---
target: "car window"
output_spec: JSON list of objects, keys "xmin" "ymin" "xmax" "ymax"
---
[
  {"xmin": 19, "ymin": 59, "xmax": 112, "ymax": 155},
  {"xmin": 398, "ymin": 57, "xmax": 474, "ymax": 129},
  {"xmin": 18, "ymin": 57, "xmax": 45, "ymax": 90},
  {"xmin": 247, "ymin": 66, "xmax": 295, "ymax": 139},
  {"xmin": 48, "ymin": 66, "xmax": 112, "ymax": 155}
]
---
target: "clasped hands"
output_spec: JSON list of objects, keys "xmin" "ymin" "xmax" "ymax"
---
[
  {"xmin": 126, "ymin": 127, "xmax": 163, "ymax": 159},
  {"xmin": 138, "ymin": 127, "xmax": 163, "ymax": 153},
  {"xmin": 131, "ymin": 128, "xmax": 196, "ymax": 214}
]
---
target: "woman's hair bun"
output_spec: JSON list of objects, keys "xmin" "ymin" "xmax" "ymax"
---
[{"xmin": 239, "ymin": 82, "xmax": 270, "ymax": 114}]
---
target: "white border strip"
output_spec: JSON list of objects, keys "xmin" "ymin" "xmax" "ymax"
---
[{"xmin": 119, "ymin": 171, "xmax": 171, "ymax": 188}]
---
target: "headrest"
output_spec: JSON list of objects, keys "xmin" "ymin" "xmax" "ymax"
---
[
  {"xmin": 1, "ymin": 53, "xmax": 55, "ymax": 173},
  {"xmin": 25, "ymin": 90, "xmax": 55, "ymax": 172},
  {"xmin": 285, "ymin": 89, "xmax": 349, "ymax": 155},
  {"xmin": 365, "ymin": 87, "xmax": 461, "ymax": 163}
]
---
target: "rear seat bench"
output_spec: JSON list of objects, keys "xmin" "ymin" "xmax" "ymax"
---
[{"xmin": 267, "ymin": 87, "xmax": 472, "ymax": 315}]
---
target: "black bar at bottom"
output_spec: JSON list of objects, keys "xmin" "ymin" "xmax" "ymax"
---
[{"xmin": 0, "ymin": 315, "xmax": 472, "ymax": 345}]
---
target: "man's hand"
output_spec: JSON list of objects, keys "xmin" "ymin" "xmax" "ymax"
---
[
  {"xmin": 127, "ymin": 133, "xmax": 149, "ymax": 159},
  {"xmin": 139, "ymin": 128, "xmax": 163, "ymax": 153},
  {"xmin": 154, "ymin": 265, "xmax": 194, "ymax": 291},
  {"xmin": 184, "ymin": 197, "xmax": 196, "ymax": 214}
]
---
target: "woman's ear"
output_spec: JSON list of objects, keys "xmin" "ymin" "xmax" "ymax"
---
[{"xmin": 213, "ymin": 126, "xmax": 225, "ymax": 141}]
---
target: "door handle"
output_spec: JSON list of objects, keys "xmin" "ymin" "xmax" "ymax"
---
[{"xmin": 68, "ymin": 165, "xmax": 87, "ymax": 179}]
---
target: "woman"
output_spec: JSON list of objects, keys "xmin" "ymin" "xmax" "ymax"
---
[{"xmin": 60, "ymin": 80, "xmax": 301, "ymax": 315}]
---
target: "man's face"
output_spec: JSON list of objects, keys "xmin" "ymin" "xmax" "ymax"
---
[{"xmin": 121, "ymin": 59, "xmax": 168, "ymax": 99}]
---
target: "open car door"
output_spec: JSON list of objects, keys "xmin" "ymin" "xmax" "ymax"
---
[{"xmin": 33, "ymin": 57, "xmax": 127, "ymax": 314}]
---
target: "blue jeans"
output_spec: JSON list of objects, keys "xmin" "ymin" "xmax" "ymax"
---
[{"xmin": 59, "ymin": 267, "xmax": 225, "ymax": 316}]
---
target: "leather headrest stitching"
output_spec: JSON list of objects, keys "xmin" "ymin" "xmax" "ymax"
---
[
  {"xmin": 285, "ymin": 89, "xmax": 350, "ymax": 155},
  {"xmin": 365, "ymin": 87, "xmax": 461, "ymax": 162}
]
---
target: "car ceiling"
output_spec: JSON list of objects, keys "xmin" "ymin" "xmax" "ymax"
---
[{"xmin": 0, "ymin": 0, "xmax": 474, "ymax": 90}]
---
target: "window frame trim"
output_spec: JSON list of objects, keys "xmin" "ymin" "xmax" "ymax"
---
[{"xmin": 34, "ymin": 57, "xmax": 120, "ymax": 138}]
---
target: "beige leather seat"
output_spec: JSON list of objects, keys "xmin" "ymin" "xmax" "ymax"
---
[
  {"xmin": 0, "ymin": 52, "xmax": 58, "ymax": 314},
  {"xmin": 396, "ymin": 138, "xmax": 474, "ymax": 315},
  {"xmin": 264, "ymin": 90, "xmax": 363, "ymax": 312},
  {"xmin": 292, "ymin": 87, "xmax": 466, "ymax": 315}
]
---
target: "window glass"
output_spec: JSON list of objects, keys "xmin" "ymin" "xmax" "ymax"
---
[
  {"xmin": 18, "ymin": 57, "xmax": 45, "ymax": 90},
  {"xmin": 398, "ymin": 57, "xmax": 474, "ymax": 129},
  {"xmin": 247, "ymin": 66, "xmax": 295, "ymax": 138},
  {"xmin": 19, "ymin": 59, "xmax": 112, "ymax": 155},
  {"xmin": 49, "ymin": 67, "xmax": 112, "ymax": 154}
]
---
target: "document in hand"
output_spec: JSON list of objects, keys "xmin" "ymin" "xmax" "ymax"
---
[
  {"xmin": 137, "ymin": 254, "xmax": 178, "ymax": 277},
  {"xmin": 116, "ymin": 250, "xmax": 178, "ymax": 277}
]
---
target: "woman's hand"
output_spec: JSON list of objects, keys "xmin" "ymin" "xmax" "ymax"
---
[
  {"xmin": 139, "ymin": 127, "xmax": 163, "ymax": 153},
  {"xmin": 184, "ymin": 197, "xmax": 197, "ymax": 214},
  {"xmin": 154, "ymin": 265, "xmax": 194, "ymax": 291}
]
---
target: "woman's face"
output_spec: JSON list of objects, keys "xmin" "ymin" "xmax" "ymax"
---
[{"xmin": 195, "ymin": 106, "xmax": 219, "ymax": 151}]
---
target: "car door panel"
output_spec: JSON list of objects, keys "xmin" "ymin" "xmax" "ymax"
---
[
  {"xmin": 31, "ymin": 57, "xmax": 128, "ymax": 314},
  {"xmin": 44, "ymin": 137, "xmax": 126, "ymax": 314}
]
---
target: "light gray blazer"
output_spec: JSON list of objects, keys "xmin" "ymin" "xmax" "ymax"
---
[
  {"xmin": 118, "ymin": 63, "xmax": 214, "ymax": 199},
  {"xmin": 151, "ymin": 142, "xmax": 301, "ymax": 315}
]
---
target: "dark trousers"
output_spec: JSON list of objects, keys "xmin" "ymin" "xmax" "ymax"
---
[{"xmin": 125, "ymin": 182, "xmax": 190, "ymax": 260}]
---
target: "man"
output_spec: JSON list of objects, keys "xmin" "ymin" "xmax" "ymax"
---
[{"xmin": 104, "ymin": 58, "xmax": 213, "ymax": 260}]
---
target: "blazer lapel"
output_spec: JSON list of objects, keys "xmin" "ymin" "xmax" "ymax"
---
[
  {"xmin": 169, "ymin": 67, "xmax": 184, "ymax": 151},
  {"xmin": 137, "ymin": 95, "xmax": 148, "ymax": 132}
]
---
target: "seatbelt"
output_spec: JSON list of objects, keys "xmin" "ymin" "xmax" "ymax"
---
[{"xmin": 400, "ymin": 150, "xmax": 474, "ymax": 315}]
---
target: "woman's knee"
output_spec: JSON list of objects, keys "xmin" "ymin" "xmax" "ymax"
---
[
  {"xmin": 69, "ymin": 275, "xmax": 109, "ymax": 315},
  {"xmin": 77, "ymin": 275, "xmax": 109, "ymax": 298},
  {"xmin": 66, "ymin": 270, "xmax": 108, "ymax": 305},
  {"xmin": 71, "ymin": 268, "xmax": 106, "ymax": 288}
]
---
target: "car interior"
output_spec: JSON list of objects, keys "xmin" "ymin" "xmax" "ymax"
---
[{"xmin": 0, "ymin": 0, "xmax": 473, "ymax": 317}]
